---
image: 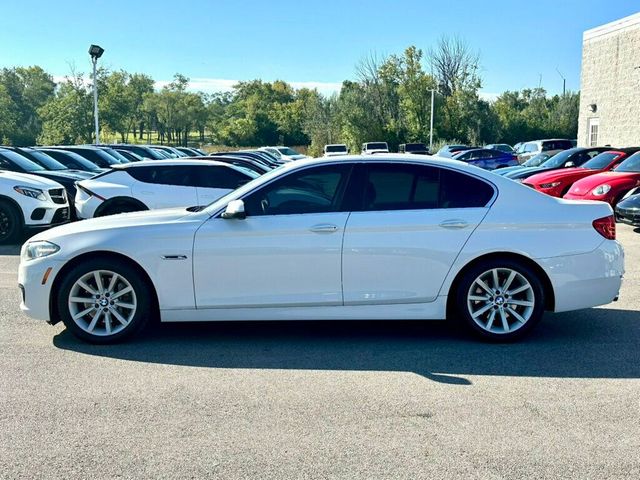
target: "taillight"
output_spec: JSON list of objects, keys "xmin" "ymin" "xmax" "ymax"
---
[{"xmin": 592, "ymin": 215, "xmax": 616, "ymax": 240}]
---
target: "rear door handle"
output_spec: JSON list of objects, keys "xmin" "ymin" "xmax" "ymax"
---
[
  {"xmin": 309, "ymin": 224, "xmax": 339, "ymax": 233},
  {"xmin": 439, "ymin": 219, "xmax": 469, "ymax": 230}
]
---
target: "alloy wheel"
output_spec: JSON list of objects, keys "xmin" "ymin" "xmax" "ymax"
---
[
  {"xmin": 466, "ymin": 268, "xmax": 535, "ymax": 334},
  {"xmin": 68, "ymin": 270, "xmax": 137, "ymax": 336}
]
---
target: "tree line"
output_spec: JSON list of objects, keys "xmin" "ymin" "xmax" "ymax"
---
[{"xmin": 0, "ymin": 37, "xmax": 579, "ymax": 155}]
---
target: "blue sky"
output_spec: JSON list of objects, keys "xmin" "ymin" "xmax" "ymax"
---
[{"xmin": 1, "ymin": 0, "xmax": 638, "ymax": 97}]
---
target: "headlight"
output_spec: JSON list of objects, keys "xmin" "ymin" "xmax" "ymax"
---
[
  {"xmin": 14, "ymin": 186, "xmax": 46, "ymax": 201},
  {"xmin": 540, "ymin": 182, "xmax": 561, "ymax": 189},
  {"xmin": 22, "ymin": 241, "xmax": 60, "ymax": 261},
  {"xmin": 592, "ymin": 184, "xmax": 611, "ymax": 196}
]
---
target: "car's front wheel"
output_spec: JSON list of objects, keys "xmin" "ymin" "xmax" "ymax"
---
[
  {"xmin": 0, "ymin": 201, "xmax": 21, "ymax": 245},
  {"xmin": 454, "ymin": 259, "xmax": 545, "ymax": 341},
  {"xmin": 57, "ymin": 258, "xmax": 151, "ymax": 343}
]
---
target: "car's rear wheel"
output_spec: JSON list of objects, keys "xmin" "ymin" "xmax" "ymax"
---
[
  {"xmin": 454, "ymin": 259, "xmax": 545, "ymax": 341},
  {"xmin": 0, "ymin": 201, "xmax": 21, "ymax": 245},
  {"xmin": 57, "ymin": 258, "xmax": 151, "ymax": 343}
]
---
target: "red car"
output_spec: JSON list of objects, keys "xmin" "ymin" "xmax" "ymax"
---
[
  {"xmin": 564, "ymin": 151, "xmax": 640, "ymax": 206},
  {"xmin": 524, "ymin": 148, "xmax": 639, "ymax": 197}
]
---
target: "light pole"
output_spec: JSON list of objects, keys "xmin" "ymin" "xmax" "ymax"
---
[
  {"xmin": 88, "ymin": 44, "xmax": 105, "ymax": 144},
  {"xmin": 429, "ymin": 89, "xmax": 440, "ymax": 153},
  {"xmin": 556, "ymin": 67, "xmax": 566, "ymax": 95}
]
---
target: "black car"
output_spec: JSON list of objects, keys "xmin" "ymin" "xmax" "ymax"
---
[
  {"xmin": 399, "ymin": 143, "xmax": 430, "ymax": 154},
  {"xmin": 4, "ymin": 147, "xmax": 94, "ymax": 178},
  {"xmin": 199, "ymin": 155, "xmax": 271, "ymax": 174},
  {"xmin": 0, "ymin": 148, "xmax": 88, "ymax": 209},
  {"xmin": 615, "ymin": 188, "xmax": 640, "ymax": 226},
  {"xmin": 48, "ymin": 146, "xmax": 124, "ymax": 169},
  {"xmin": 505, "ymin": 147, "xmax": 611, "ymax": 181},
  {"xmin": 36, "ymin": 148, "xmax": 104, "ymax": 173},
  {"xmin": 114, "ymin": 149, "xmax": 144, "ymax": 162},
  {"xmin": 106, "ymin": 144, "xmax": 165, "ymax": 160},
  {"xmin": 93, "ymin": 146, "xmax": 132, "ymax": 164},
  {"xmin": 175, "ymin": 147, "xmax": 204, "ymax": 156}
]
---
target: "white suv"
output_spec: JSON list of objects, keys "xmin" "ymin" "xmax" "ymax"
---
[
  {"xmin": 74, "ymin": 160, "xmax": 258, "ymax": 219},
  {"xmin": 361, "ymin": 142, "xmax": 389, "ymax": 155},
  {"xmin": 0, "ymin": 171, "xmax": 70, "ymax": 244},
  {"xmin": 323, "ymin": 144, "xmax": 349, "ymax": 157}
]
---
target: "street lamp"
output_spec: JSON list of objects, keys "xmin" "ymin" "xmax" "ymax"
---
[{"xmin": 88, "ymin": 44, "xmax": 104, "ymax": 144}]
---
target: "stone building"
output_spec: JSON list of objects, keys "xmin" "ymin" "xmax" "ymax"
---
[{"xmin": 578, "ymin": 12, "xmax": 640, "ymax": 147}]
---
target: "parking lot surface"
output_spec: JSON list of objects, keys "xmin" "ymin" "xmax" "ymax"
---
[{"xmin": 1, "ymin": 226, "xmax": 639, "ymax": 479}]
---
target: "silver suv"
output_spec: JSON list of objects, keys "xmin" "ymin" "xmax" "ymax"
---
[{"xmin": 516, "ymin": 139, "xmax": 573, "ymax": 164}]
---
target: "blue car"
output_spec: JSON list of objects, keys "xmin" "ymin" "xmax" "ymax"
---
[{"xmin": 452, "ymin": 148, "xmax": 519, "ymax": 170}]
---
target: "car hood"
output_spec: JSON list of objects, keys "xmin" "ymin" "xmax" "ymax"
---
[
  {"xmin": 525, "ymin": 167, "xmax": 595, "ymax": 185},
  {"xmin": 35, "ymin": 170, "xmax": 89, "ymax": 182},
  {"xmin": 493, "ymin": 165, "xmax": 524, "ymax": 176},
  {"xmin": 503, "ymin": 166, "xmax": 543, "ymax": 180},
  {"xmin": 31, "ymin": 207, "xmax": 200, "ymax": 242},
  {"xmin": 568, "ymin": 172, "xmax": 640, "ymax": 196},
  {"xmin": 617, "ymin": 193, "xmax": 640, "ymax": 210},
  {"xmin": 0, "ymin": 170, "xmax": 64, "ymax": 188}
]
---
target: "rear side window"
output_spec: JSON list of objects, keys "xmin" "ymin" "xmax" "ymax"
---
[
  {"xmin": 525, "ymin": 143, "xmax": 538, "ymax": 153},
  {"xmin": 191, "ymin": 165, "xmax": 253, "ymax": 189},
  {"xmin": 359, "ymin": 164, "xmax": 494, "ymax": 211},
  {"xmin": 126, "ymin": 166, "xmax": 192, "ymax": 186}
]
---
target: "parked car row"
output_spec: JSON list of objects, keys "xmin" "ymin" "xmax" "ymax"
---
[{"xmin": 0, "ymin": 144, "xmax": 296, "ymax": 242}]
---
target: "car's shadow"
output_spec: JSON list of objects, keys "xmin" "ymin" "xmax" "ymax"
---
[{"xmin": 53, "ymin": 307, "xmax": 640, "ymax": 384}]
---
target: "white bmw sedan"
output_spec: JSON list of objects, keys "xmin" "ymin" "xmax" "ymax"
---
[{"xmin": 18, "ymin": 155, "xmax": 624, "ymax": 343}]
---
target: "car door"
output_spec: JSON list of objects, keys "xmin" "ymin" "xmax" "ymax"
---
[
  {"xmin": 192, "ymin": 163, "xmax": 353, "ymax": 309},
  {"xmin": 129, "ymin": 165, "xmax": 199, "ymax": 209},
  {"xmin": 342, "ymin": 163, "xmax": 494, "ymax": 305},
  {"xmin": 191, "ymin": 164, "xmax": 253, "ymax": 205}
]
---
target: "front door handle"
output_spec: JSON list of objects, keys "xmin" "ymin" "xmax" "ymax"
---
[
  {"xmin": 309, "ymin": 224, "xmax": 339, "ymax": 233},
  {"xmin": 439, "ymin": 219, "xmax": 469, "ymax": 230}
]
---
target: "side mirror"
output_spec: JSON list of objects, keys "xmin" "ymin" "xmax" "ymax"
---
[
  {"xmin": 565, "ymin": 161, "xmax": 575, "ymax": 167},
  {"xmin": 221, "ymin": 199, "xmax": 246, "ymax": 219}
]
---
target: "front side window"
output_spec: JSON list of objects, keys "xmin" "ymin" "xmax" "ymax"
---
[{"xmin": 243, "ymin": 164, "xmax": 351, "ymax": 216}]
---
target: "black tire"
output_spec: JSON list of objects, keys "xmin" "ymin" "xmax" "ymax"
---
[
  {"xmin": 452, "ymin": 258, "xmax": 545, "ymax": 342},
  {"xmin": 0, "ymin": 201, "xmax": 21, "ymax": 245},
  {"xmin": 97, "ymin": 200, "xmax": 146, "ymax": 217},
  {"xmin": 57, "ymin": 258, "xmax": 152, "ymax": 344}
]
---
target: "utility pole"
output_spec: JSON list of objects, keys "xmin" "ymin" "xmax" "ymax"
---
[
  {"xmin": 429, "ymin": 89, "xmax": 435, "ymax": 153},
  {"xmin": 556, "ymin": 67, "xmax": 566, "ymax": 95}
]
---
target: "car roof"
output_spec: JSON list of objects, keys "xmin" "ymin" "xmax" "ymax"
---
[{"xmin": 112, "ymin": 159, "xmax": 238, "ymax": 169}]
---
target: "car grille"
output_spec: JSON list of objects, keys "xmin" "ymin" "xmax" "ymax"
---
[
  {"xmin": 52, "ymin": 207, "xmax": 70, "ymax": 224},
  {"xmin": 49, "ymin": 188, "xmax": 67, "ymax": 204}
]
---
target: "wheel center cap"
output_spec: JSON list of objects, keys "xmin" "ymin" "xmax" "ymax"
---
[
  {"xmin": 100, "ymin": 299, "xmax": 109, "ymax": 307},
  {"xmin": 495, "ymin": 296, "xmax": 505, "ymax": 306}
]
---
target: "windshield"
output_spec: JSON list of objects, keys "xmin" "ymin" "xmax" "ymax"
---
[
  {"xmin": 204, "ymin": 164, "xmax": 288, "ymax": 214},
  {"xmin": 0, "ymin": 149, "xmax": 45, "ymax": 171},
  {"xmin": 582, "ymin": 152, "xmax": 620, "ymax": 170},
  {"xmin": 44, "ymin": 149, "xmax": 102, "ymax": 171},
  {"xmin": 22, "ymin": 149, "xmax": 67, "ymax": 170},
  {"xmin": 366, "ymin": 143, "xmax": 388, "ymax": 150},
  {"xmin": 615, "ymin": 152, "xmax": 640, "ymax": 173},
  {"xmin": 326, "ymin": 145, "xmax": 347, "ymax": 153},
  {"xmin": 277, "ymin": 147, "xmax": 301, "ymax": 156},
  {"xmin": 540, "ymin": 149, "xmax": 578, "ymax": 168},
  {"xmin": 523, "ymin": 153, "xmax": 552, "ymax": 167},
  {"xmin": 490, "ymin": 144, "xmax": 514, "ymax": 153},
  {"xmin": 100, "ymin": 148, "xmax": 130, "ymax": 163}
]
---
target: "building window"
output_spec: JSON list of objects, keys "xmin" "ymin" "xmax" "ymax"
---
[{"xmin": 588, "ymin": 118, "xmax": 600, "ymax": 147}]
